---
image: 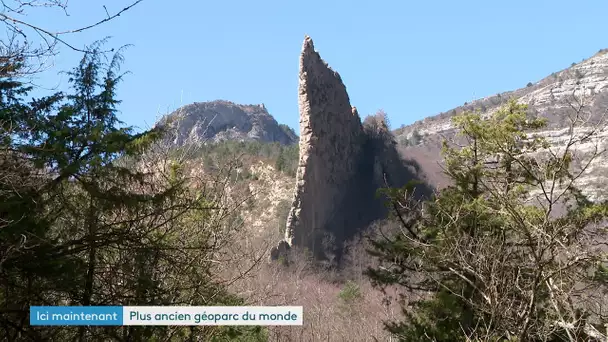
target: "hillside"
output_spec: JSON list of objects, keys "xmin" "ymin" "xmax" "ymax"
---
[
  {"xmin": 395, "ymin": 49, "xmax": 608, "ymax": 199},
  {"xmin": 5, "ymin": 0, "xmax": 608, "ymax": 340},
  {"xmin": 178, "ymin": 139, "xmax": 298, "ymax": 240},
  {"xmin": 156, "ymin": 100, "xmax": 298, "ymax": 146},
  {"xmin": 161, "ymin": 44, "xmax": 608, "ymax": 342}
]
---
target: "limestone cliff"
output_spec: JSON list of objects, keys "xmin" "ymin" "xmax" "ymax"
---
[
  {"xmin": 283, "ymin": 36, "xmax": 365, "ymax": 258},
  {"xmin": 278, "ymin": 37, "xmax": 430, "ymax": 261},
  {"xmin": 395, "ymin": 49, "xmax": 608, "ymax": 201}
]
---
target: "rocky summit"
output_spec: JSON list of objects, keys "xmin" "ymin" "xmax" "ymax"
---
[
  {"xmin": 156, "ymin": 100, "xmax": 298, "ymax": 146},
  {"xmin": 275, "ymin": 36, "xmax": 429, "ymax": 262},
  {"xmin": 283, "ymin": 36, "xmax": 365, "ymax": 257}
]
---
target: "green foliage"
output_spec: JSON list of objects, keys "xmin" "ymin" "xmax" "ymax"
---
[
  {"xmin": 593, "ymin": 263, "xmax": 608, "ymax": 282},
  {"xmin": 176, "ymin": 139, "xmax": 299, "ymax": 178},
  {"xmin": 274, "ymin": 144, "xmax": 298, "ymax": 175},
  {"xmin": 386, "ymin": 290, "xmax": 473, "ymax": 342},
  {"xmin": 338, "ymin": 280, "xmax": 362, "ymax": 303},
  {"xmin": 204, "ymin": 294, "xmax": 268, "ymax": 342},
  {"xmin": 208, "ymin": 326, "xmax": 268, "ymax": 342},
  {"xmin": 278, "ymin": 123, "xmax": 297, "ymax": 138},
  {"xmin": 276, "ymin": 200, "xmax": 291, "ymax": 235},
  {"xmin": 0, "ymin": 46, "xmax": 263, "ymax": 341},
  {"xmin": 367, "ymin": 99, "xmax": 608, "ymax": 341}
]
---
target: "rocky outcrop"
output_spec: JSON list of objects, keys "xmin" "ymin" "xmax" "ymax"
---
[
  {"xmin": 280, "ymin": 37, "xmax": 431, "ymax": 261},
  {"xmin": 283, "ymin": 36, "xmax": 365, "ymax": 258},
  {"xmin": 157, "ymin": 100, "xmax": 297, "ymax": 146},
  {"xmin": 394, "ymin": 49, "xmax": 608, "ymax": 200}
]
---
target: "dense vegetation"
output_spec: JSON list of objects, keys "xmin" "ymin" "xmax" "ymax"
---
[
  {"xmin": 367, "ymin": 100, "xmax": 608, "ymax": 341},
  {"xmin": 0, "ymin": 46, "xmax": 266, "ymax": 341},
  {"xmin": 3, "ymin": 47, "xmax": 607, "ymax": 342},
  {"xmin": 173, "ymin": 140, "xmax": 299, "ymax": 178},
  {"xmin": 2, "ymin": 2, "xmax": 607, "ymax": 341}
]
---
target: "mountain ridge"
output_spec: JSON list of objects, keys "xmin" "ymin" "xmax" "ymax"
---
[
  {"xmin": 394, "ymin": 48, "xmax": 608, "ymax": 197},
  {"xmin": 395, "ymin": 48, "xmax": 608, "ymax": 134},
  {"xmin": 156, "ymin": 99, "xmax": 298, "ymax": 146}
]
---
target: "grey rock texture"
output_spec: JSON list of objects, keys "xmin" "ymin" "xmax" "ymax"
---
[
  {"xmin": 283, "ymin": 36, "xmax": 365, "ymax": 257},
  {"xmin": 157, "ymin": 100, "xmax": 297, "ymax": 146},
  {"xmin": 394, "ymin": 49, "xmax": 608, "ymax": 201},
  {"xmin": 281, "ymin": 37, "xmax": 430, "ymax": 261}
]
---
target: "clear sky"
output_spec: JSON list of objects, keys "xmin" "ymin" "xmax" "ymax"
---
[{"xmin": 21, "ymin": 0, "xmax": 608, "ymax": 133}]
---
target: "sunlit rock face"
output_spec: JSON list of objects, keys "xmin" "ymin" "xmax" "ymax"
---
[
  {"xmin": 283, "ymin": 36, "xmax": 365, "ymax": 258},
  {"xmin": 282, "ymin": 37, "xmax": 431, "ymax": 261},
  {"xmin": 157, "ymin": 100, "xmax": 297, "ymax": 146},
  {"xmin": 394, "ymin": 50, "xmax": 608, "ymax": 202}
]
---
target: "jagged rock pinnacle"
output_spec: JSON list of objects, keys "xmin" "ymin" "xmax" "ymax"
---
[
  {"xmin": 271, "ymin": 37, "xmax": 430, "ymax": 263},
  {"xmin": 302, "ymin": 35, "xmax": 314, "ymax": 51},
  {"xmin": 282, "ymin": 36, "xmax": 364, "ymax": 258}
]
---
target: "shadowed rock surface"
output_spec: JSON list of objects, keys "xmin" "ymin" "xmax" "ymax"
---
[
  {"xmin": 282, "ymin": 37, "xmax": 431, "ymax": 262},
  {"xmin": 283, "ymin": 36, "xmax": 365, "ymax": 259}
]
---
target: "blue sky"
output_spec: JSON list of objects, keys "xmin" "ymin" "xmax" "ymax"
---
[{"xmin": 22, "ymin": 0, "xmax": 608, "ymax": 133}]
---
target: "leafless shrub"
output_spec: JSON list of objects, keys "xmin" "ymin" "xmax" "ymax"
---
[{"xmin": 0, "ymin": 0, "xmax": 144, "ymax": 77}]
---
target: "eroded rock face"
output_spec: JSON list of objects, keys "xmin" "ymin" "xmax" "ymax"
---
[
  {"xmin": 273, "ymin": 36, "xmax": 431, "ymax": 263},
  {"xmin": 156, "ymin": 100, "xmax": 298, "ymax": 146},
  {"xmin": 283, "ymin": 36, "xmax": 365, "ymax": 258},
  {"xmin": 395, "ymin": 49, "xmax": 608, "ymax": 201}
]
